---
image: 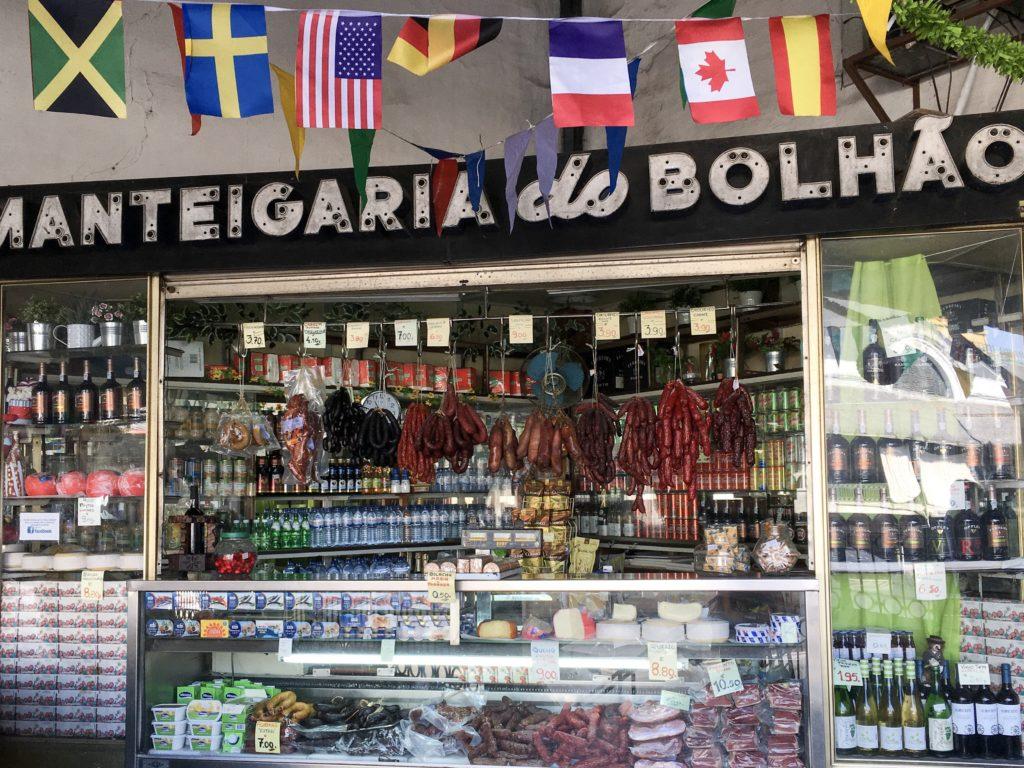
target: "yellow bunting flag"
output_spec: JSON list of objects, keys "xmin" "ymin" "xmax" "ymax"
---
[
  {"xmin": 855, "ymin": 0, "xmax": 894, "ymax": 64},
  {"xmin": 271, "ymin": 65, "xmax": 304, "ymax": 178}
]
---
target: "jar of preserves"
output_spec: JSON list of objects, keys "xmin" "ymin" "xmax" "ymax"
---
[
  {"xmin": 753, "ymin": 522, "xmax": 800, "ymax": 574},
  {"xmin": 212, "ymin": 531, "xmax": 257, "ymax": 577}
]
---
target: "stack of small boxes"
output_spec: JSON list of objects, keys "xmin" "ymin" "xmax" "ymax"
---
[
  {"xmin": 961, "ymin": 597, "xmax": 1024, "ymax": 733},
  {"xmin": 166, "ymin": 679, "xmax": 274, "ymax": 753},
  {"xmin": 0, "ymin": 580, "xmax": 128, "ymax": 738}
]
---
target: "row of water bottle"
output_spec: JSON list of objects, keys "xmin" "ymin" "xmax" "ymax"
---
[{"xmin": 307, "ymin": 504, "xmax": 484, "ymax": 548}]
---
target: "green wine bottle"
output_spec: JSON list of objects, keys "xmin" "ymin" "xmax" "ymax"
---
[
  {"xmin": 835, "ymin": 675, "xmax": 857, "ymax": 755},
  {"xmin": 903, "ymin": 659, "xmax": 927, "ymax": 754},
  {"xmin": 927, "ymin": 661, "xmax": 954, "ymax": 756},
  {"xmin": 856, "ymin": 659, "xmax": 879, "ymax": 754},
  {"xmin": 879, "ymin": 659, "xmax": 904, "ymax": 754}
]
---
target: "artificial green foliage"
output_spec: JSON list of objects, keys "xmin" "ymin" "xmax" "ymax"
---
[{"xmin": 893, "ymin": 0, "xmax": 1024, "ymax": 80}]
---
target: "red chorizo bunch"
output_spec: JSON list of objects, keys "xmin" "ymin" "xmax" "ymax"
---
[
  {"xmin": 487, "ymin": 415, "xmax": 522, "ymax": 474},
  {"xmin": 572, "ymin": 395, "xmax": 619, "ymax": 488},
  {"xmin": 397, "ymin": 402, "xmax": 435, "ymax": 484},
  {"xmin": 515, "ymin": 411, "xmax": 582, "ymax": 475},
  {"xmin": 617, "ymin": 396, "xmax": 659, "ymax": 514},
  {"xmin": 415, "ymin": 387, "xmax": 488, "ymax": 474},
  {"xmin": 656, "ymin": 379, "xmax": 711, "ymax": 496},
  {"xmin": 712, "ymin": 377, "xmax": 756, "ymax": 468}
]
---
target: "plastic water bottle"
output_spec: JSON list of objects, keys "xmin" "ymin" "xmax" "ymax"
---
[
  {"xmin": 310, "ymin": 510, "xmax": 324, "ymax": 548},
  {"xmin": 438, "ymin": 506, "xmax": 450, "ymax": 542},
  {"xmin": 410, "ymin": 508, "xmax": 422, "ymax": 543},
  {"xmin": 333, "ymin": 508, "xmax": 345, "ymax": 545},
  {"xmin": 366, "ymin": 506, "xmax": 379, "ymax": 545},
  {"xmin": 388, "ymin": 508, "xmax": 401, "ymax": 544},
  {"xmin": 351, "ymin": 507, "xmax": 365, "ymax": 545}
]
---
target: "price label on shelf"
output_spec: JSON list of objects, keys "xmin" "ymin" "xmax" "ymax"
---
[
  {"xmin": 426, "ymin": 318, "xmax": 450, "ymax": 348},
  {"xmin": 706, "ymin": 659, "xmax": 743, "ymax": 697},
  {"xmin": 241, "ymin": 322, "xmax": 265, "ymax": 350},
  {"xmin": 77, "ymin": 496, "xmax": 105, "ymax": 527},
  {"xmin": 508, "ymin": 315, "xmax": 534, "ymax": 345},
  {"xmin": 914, "ymin": 561, "xmax": 947, "ymax": 601},
  {"xmin": 833, "ymin": 659, "xmax": 863, "ymax": 686},
  {"xmin": 865, "ymin": 631, "xmax": 892, "ymax": 657},
  {"xmin": 346, "ymin": 321, "xmax": 370, "ymax": 349},
  {"xmin": 394, "ymin": 319, "xmax": 418, "ymax": 347},
  {"xmin": 660, "ymin": 690, "xmax": 691, "ymax": 711},
  {"xmin": 958, "ymin": 662, "xmax": 991, "ymax": 686},
  {"xmin": 640, "ymin": 310, "xmax": 667, "ymax": 339},
  {"xmin": 647, "ymin": 642, "xmax": 679, "ymax": 682},
  {"xmin": 948, "ymin": 481, "xmax": 966, "ymax": 511},
  {"xmin": 80, "ymin": 570, "xmax": 104, "ymax": 600},
  {"xmin": 254, "ymin": 721, "xmax": 281, "ymax": 754},
  {"xmin": 426, "ymin": 571, "xmax": 456, "ymax": 605},
  {"xmin": 302, "ymin": 321, "xmax": 326, "ymax": 350},
  {"xmin": 530, "ymin": 640, "xmax": 559, "ymax": 685},
  {"xmin": 689, "ymin": 306, "xmax": 717, "ymax": 336},
  {"xmin": 594, "ymin": 312, "xmax": 620, "ymax": 341},
  {"xmin": 277, "ymin": 638, "xmax": 292, "ymax": 660},
  {"xmin": 380, "ymin": 638, "xmax": 395, "ymax": 664}
]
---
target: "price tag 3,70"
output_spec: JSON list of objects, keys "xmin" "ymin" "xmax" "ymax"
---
[
  {"xmin": 254, "ymin": 721, "xmax": 281, "ymax": 754},
  {"xmin": 648, "ymin": 642, "xmax": 679, "ymax": 682},
  {"xmin": 530, "ymin": 640, "xmax": 559, "ymax": 684},
  {"xmin": 706, "ymin": 659, "xmax": 743, "ymax": 697},
  {"xmin": 426, "ymin": 571, "xmax": 456, "ymax": 604},
  {"xmin": 241, "ymin": 322, "xmax": 266, "ymax": 350},
  {"xmin": 833, "ymin": 659, "xmax": 863, "ymax": 686}
]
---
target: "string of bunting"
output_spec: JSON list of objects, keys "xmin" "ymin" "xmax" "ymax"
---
[{"xmin": 27, "ymin": 0, "xmax": 896, "ymax": 234}]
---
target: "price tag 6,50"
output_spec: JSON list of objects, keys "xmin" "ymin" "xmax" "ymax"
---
[
  {"xmin": 346, "ymin": 322, "xmax": 370, "ymax": 349},
  {"xmin": 833, "ymin": 659, "xmax": 863, "ymax": 686},
  {"xmin": 914, "ymin": 561, "xmax": 948, "ymax": 601},
  {"xmin": 594, "ymin": 312, "xmax": 620, "ymax": 341},
  {"xmin": 640, "ymin": 310, "xmax": 667, "ymax": 339},
  {"xmin": 81, "ymin": 570, "xmax": 104, "ymax": 600},
  {"xmin": 426, "ymin": 571, "xmax": 456, "ymax": 605},
  {"xmin": 508, "ymin": 315, "xmax": 534, "ymax": 345},
  {"xmin": 689, "ymin": 306, "xmax": 717, "ymax": 336},
  {"xmin": 426, "ymin": 318, "xmax": 451, "ymax": 348},
  {"xmin": 706, "ymin": 659, "xmax": 743, "ymax": 697},
  {"xmin": 394, "ymin": 319, "xmax": 418, "ymax": 347},
  {"xmin": 530, "ymin": 640, "xmax": 559, "ymax": 684},
  {"xmin": 958, "ymin": 662, "xmax": 991, "ymax": 686},
  {"xmin": 77, "ymin": 496, "xmax": 105, "ymax": 527},
  {"xmin": 254, "ymin": 721, "xmax": 281, "ymax": 754},
  {"xmin": 241, "ymin": 322, "xmax": 266, "ymax": 350},
  {"xmin": 302, "ymin": 321, "xmax": 327, "ymax": 350},
  {"xmin": 647, "ymin": 642, "xmax": 679, "ymax": 682},
  {"xmin": 660, "ymin": 690, "xmax": 691, "ymax": 711}
]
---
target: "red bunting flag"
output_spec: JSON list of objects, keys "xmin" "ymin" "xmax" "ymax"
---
[{"xmin": 430, "ymin": 158, "xmax": 459, "ymax": 237}]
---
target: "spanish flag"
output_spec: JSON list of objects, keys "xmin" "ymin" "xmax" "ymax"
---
[
  {"xmin": 768, "ymin": 15, "xmax": 836, "ymax": 117},
  {"xmin": 387, "ymin": 15, "xmax": 502, "ymax": 75}
]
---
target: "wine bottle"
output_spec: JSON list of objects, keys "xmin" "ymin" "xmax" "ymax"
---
[
  {"xmin": 862, "ymin": 320, "xmax": 889, "ymax": 385},
  {"xmin": 877, "ymin": 408, "xmax": 903, "ymax": 463},
  {"xmin": 982, "ymin": 487, "xmax": 1010, "ymax": 561},
  {"xmin": 872, "ymin": 488, "xmax": 900, "ymax": 562},
  {"xmin": 879, "ymin": 659, "xmax": 904, "ymax": 754},
  {"xmin": 100, "ymin": 357, "xmax": 121, "ymax": 420},
  {"xmin": 997, "ymin": 663, "xmax": 1023, "ymax": 759},
  {"xmin": 927, "ymin": 511, "xmax": 954, "ymax": 562},
  {"xmin": 826, "ymin": 410, "xmax": 850, "ymax": 484},
  {"xmin": 835, "ymin": 676, "xmax": 858, "ymax": 756},
  {"xmin": 954, "ymin": 497, "xmax": 983, "ymax": 562},
  {"xmin": 963, "ymin": 410, "xmax": 987, "ymax": 480},
  {"xmin": 856, "ymin": 659, "xmax": 879, "ymax": 755},
  {"xmin": 828, "ymin": 488, "xmax": 847, "ymax": 562},
  {"xmin": 185, "ymin": 483, "xmax": 205, "ymax": 556},
  {"xmin": 901, "ymin": 511, "xmax": 927, "ymax": 562},
  {"xmin": 52, "ymin": 361, "xmax": 72, "ymax": 425},
  {"xmin": 75, "ymin": 360, "xmax": 98, "ymax": 423},
  {"xmin": 849, "ymin": 485, "xmax": 873, "ymax": 563},
  {"xmin": 126, "ymin": 356, "xmax": 145, "ymax": 422},
  {"xmin": 950, "ymin": 664, "xmax": 978, "ymax": 757},
  {"xmin": 909, "ymin": 409, "xmax": 928, "ymax": 477},
  {"xmin": 903, "ymin": 659, "xmax": 928, "ymax": 755},
  {"xmin": 30, "ymin": 362, "xmax": 50, "ymax": 425},
  {"xmin": 926, "ymin": 661, "xmax": 954, "ymax": 756},
  {"xmin": 989, "ymin": 410, "xmax": 1016, "ymax": 481},
  {"xmin": 976, "ymin": 671, "xmax": 1000, "ymax": 758},
  {"xmin": 931, "ymin": 409, "xmax": 962, "ymax": 458},
  {"xmin": 849, "ymin": 409, "xmax": 878, "ymax": 484}
]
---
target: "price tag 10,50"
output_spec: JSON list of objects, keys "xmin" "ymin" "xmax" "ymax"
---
[
  {"xmin": 426, "ymin": 318, "xmax": 450, "ymax": 348},
  {"xmin": 647, "ymin": 642, "xmax": 679, "ymax": 682},
  {"xmin": 426, "ymin": 571, "xmax": 456, "ymax": 605},
  {"xmin": 241, "ymin": 322, "xmax": 266, "ymax": 350},
  {"xmin": 394, "ymin": 319, "xmax": 418, "ymax": 347},
  {"xmin": 914, "ymin": 561, "xmax": 948, "ymax": 601},
  {"xmin": 958, "ymin": 662, "xmax": 991, "ymax": 686},
  {"xmin": 706, "ymin": 659, "xmax": 743, "ymax": 697},
  {"xmin": 689, "ymin": 306, "xmax": 717, "ymax": 336},
  {"xmin": 254, "ymin": 721, "xmax": 281, "ymax": 754},
  {"xmin": 346, "ymin": 322, "xmax": 370, "ymax": 349},
  {"xmin": 530, "ymin": 640, "xmax": 559, "ymax": 685},
  {"xmin": 80, "ymin": 570, "xmax": 104, "ymax": 601},
  {"xmin": 640, "ymin": 310, "xmax": 667, "ymax": 339},
  {"xmin": 302, "ymin": 321, "xmax": 327, "ymax": 350},
  {"xmin": 833, "ymin": 659, "xmax": 863, "ymax": 686},
  {"xmin": 508, "ymin": 315, "xmax": 534, "ymax": 345},
  {"xmin": 594, "ymin": 312, "xmax": 620, "ymax": 341}
]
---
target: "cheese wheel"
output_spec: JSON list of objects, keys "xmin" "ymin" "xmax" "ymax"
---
[
  {"xmin": 658, "ymin": 602, "xmax": 703, "ymax": 623},
  {"xmin": 595, "ymin": 620, "xmax": 641, "ymax": 642},
  {"xmin": 684, "ymin": 618, "xmax": 730, "ymax": 643},
  {"xmin": 641, "ymin": 618, "xmax": 685, "ymax": 643},
  {"xmin": 553, "ymin": 608, "xmax": 585, "ymax": 640},
  {"xmin": 477, "ymin": 620, "xmax": 518, "ymax": 639}
]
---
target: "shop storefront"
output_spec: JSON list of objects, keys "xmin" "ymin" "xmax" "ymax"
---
[{"xmin": 3, "ymin": 110, "xmax": 1024, "ymax": 768}]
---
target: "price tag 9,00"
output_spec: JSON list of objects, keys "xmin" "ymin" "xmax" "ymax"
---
[
  {"xmin": 833, "ymin": 659, "xmax": 863, "ymax": 686},
  {"xmin": 254, "ymin": 721, "xmax": 281, "ymax": 754},
  {"xmin": 958, "ymin": 662, "xmax": 991, "ymax": 686},
  {"xmin": 508, "ymin": 315, "xmax": 534, "ymax": 345},
  {"xmin": 426, "ymin": 571, "xmax": 456, "ymax": 604},
  {"xmin": 241, "ymin": 322, "xmax": 265, "ymax": 350},
  {"xmin": 647, "ymin": 642, "xmax": 679, "ymax": 682},
  {"xmin": 594, "ymin": 312, "xmax": 620, "ymax": 341},
  {"xmin": 302, "ymin": 322, "xmax": 327, "ymax": 350},
  {"xmin": 426, "ymin": 318, "xmax": 450, "ymax": 348},
  {"xmin": 689, "ymin": 306, "xmax": 717, "ymax": 336},
  {"xmin": 706, "ymin": 659, "xmax": 743, "ymax": 697},
  {"xmin": 914, "ymin": 561, "xmax": 948, "ymax": 601},
  {"xmin": 530, "ymin": 640, "xmax": 559, "ymax": 684},
  {"xmin": 346, "ymin": 322, "xmax": 370, "ymax": 349},
  {"xmin": 394, "ymin": 319, "xmax": 418, "ymax": 347},
  {"xmin": 640, "ymin": 310, "xmax": 667, "ymax": 339}
]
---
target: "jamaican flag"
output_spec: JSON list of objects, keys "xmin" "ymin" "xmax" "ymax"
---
[{"xmin": 28, "ymin": 0, "xmax": 127, "ymax": 118}]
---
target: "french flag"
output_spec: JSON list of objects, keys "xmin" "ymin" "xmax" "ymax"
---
[{"xmin": 549, "ymin": 19, "xmax": 634, "ymax": 128}]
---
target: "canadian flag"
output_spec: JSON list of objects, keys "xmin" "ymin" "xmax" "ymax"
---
[{"xmin": 676, "ymin": 17, "xmax": 759, "ymax": 124}]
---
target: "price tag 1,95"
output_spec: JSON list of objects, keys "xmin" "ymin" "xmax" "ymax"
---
[
  {"xmin": 647, "ymin": 642, "xmax": 679, "ymax": 682},
  {"xmin": 241, "ymin": 322, "xmax": 265, "ymax": 350},
  {"xmin": 530, "ymin": 640, "xmax": 559, "ymax": 684},
  {"xmin": 706, "ymin": 659, "xmax": 743, "ymax": 697},
  {"xmin": 302, "ymin": 321, "xmax": 327, "ymax": 350},
  {"xmin": 426, "ymin": 571, "xmax": 456, "ymax": 604},
  {"xmin": 833, "ymin": 659, "xmax": 863, "ymax": 686},
  {"xmin": 254, "ymin": 721, "xmax": 281, "ymax": 754}
]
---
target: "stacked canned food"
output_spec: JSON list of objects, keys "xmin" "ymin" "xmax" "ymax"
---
[
  {"xmin": 751, "ymin": 435, "xmax": 805, "ymax": 491},
  {"xmin": 166, "ymin": 457, "xmax": 250, "ymax": 498},
  {"xmin": 754, "ymin": 385, "xmax": 803, "ymax": 435}
]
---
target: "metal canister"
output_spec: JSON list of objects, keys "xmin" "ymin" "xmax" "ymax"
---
[
  {"xmin": 787, "ymin": 387, "xmax": 802, "ymax": 411},
  {"xmin": 233, "ymin": 458, "xmax": 247, "ymax": 496},
  {"xmin": 763, "ymin": 388, "xmax": 778, "ymax": 414},
  {"xmin": 787, "ymin": 409, "xmax": 803, "ymax": 432},
  {"xmin": 776, "ymin": 387, "xmax": 790, "ymax": 412},
  {"xmin": 756, "ymin": 391, "xmax": 771, "ymax": 414},
  {"xmin": 202, "ymin": 458, "xmax": 218, "ymax": 494}
]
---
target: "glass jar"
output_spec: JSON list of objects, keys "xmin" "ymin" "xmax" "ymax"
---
[
  {"xmin": 753, "ymin": 522, "xmax": 800, "ymax": 574},
  {"xmin": 212, "ymin": 531, "xmax": 257, "ymax": 577}
]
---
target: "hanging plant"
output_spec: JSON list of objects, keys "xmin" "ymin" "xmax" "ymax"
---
[
  {"xmin": 893, "ymin": 0, "xmax": 1024, "ymax": 81},
  {"xmin": 166, "ymin": 303, "xmax": 231, "ymax": 343}
]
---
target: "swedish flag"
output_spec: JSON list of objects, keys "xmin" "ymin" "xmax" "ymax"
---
[{"xmin": 183, "ymin": 3, "xmax": 273, "ymax": 118}]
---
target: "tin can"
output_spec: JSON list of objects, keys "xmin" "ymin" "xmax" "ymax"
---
[
  {"xmin": 202, "ymin": 458, "xmax": 218, "ymax": 492},
  {"xmin": 756, "ymin": 391, "xmax": 771, "ymax": 414},
  {"xmin": 763, "ymin": 389, "xmax": 778, "ymax": 414},
  {"xmin": 776, "ymin": 387, "xmax": 789, "ymax": 412},
  {"xmin": 787, "ymin": 387, "xmax": 802, "ymax": 411},
  {"xmin": 750, "ymin": 466, "xmax": 765, "ymax": 491},
  {"xmin": 219, "ymin": 458, "xmax": 233, "ymax": 483},
  {"xmin": 184, "ymin": 457, "xmax": 199, "ymax": 485},
  {"xmin": 787, "ymin": 409, "xmax": 803, "ymax": 432},
  {"xmin": 233, "ymin": 459, "xmax": 247, "ymax": 495}
]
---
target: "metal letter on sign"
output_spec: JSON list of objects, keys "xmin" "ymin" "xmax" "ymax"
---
[
  {"xmin": 179, "ymin": 186, "xmax": 220, "ymax": 241},
  {"xmin": 0, "ymin": 197, "xmax": 24, "ymax": 249},
  {"xmin": 227, "ymin": 184, "xmax": 243, "ymax": 238},
  {"xmin": 251, "ymin": 183, "xmax": 303, "ymax": 236},
  {"xmin": 838, "ymin": 134, "xmax": 895, "ymax": 197},
  {"xmin": 129, "ymin": 189, "xmax": 171, "ymax": 243},
  {"xmin": 359, "ymin": 177, "xmax": 404, "ymax": 232},
  {"xmin": 649, "ymin": 152, "xmax": 700, "ymax": 212},
  {"xmin": 708, "ymin": 148, "xmax": 769, "ymax": 206},
  {"xmin": 518, "ymin": 153, "xmax": 627, "ymax": 221},
  {"xmin": 442, "ymin": 171, "xmax": 496, "ymax": 228},
  {"xmin": 965, "ymin": 124, "xmax": 1024, "ymax": 185},
  {"xmin": 902, "ymin": 115, "xmax": 964, "ymax": 192},
  {"xmin": 30, "ymin": 195, "xmax": 73, "ymax": 248},
  {"xmin": 80, "ymin": 192, "xmax": 123, "ymax": 246},
  {"xmin": 412, "ymin": 173, "xmax": 430, "ymax": 230},
  {"xmin": 778, "ymin": 143, "xmax": 832, "ymax": 201},
  {"xmin": 303, "ymin": 179, "xmax": 353, "ymax": 235}
]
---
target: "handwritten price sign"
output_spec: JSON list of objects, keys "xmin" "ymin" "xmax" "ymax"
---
[
  {"xmin": 346, "ymin": 322, "xmax": 370, "ymax": 349},
  {"xmin": 254, "ymin": 721, "xmax": 281, "ymax": 754},
  {"xmin": 689, "ymin": 306, "xmax": 717, "ymax": 336},
  {"xmin": 706, "ymin": 659, "xmax": 743, "ymax": 697},
  {"xmin": 241, "ymin": 322, "xmax": 265, "ymax": 350},
  {"xmin": 660, "ymin": 690, "xmax": 691, "ymax": 711},
  {"xmin": 508, "ymin": 315, "xmax": 534, "ymax": 345},
  {"xmin": 394, "ymin": 319, "xmax": 418, "ymax": 347},
  {"xmin": 426, "ymin": 318, "xmax": 450, "ymax": 348},
  {"xmin": 426, "ymin": 571, "xmax": 456, "ymax": 605},
  {"xmin": 594, "ymin": 312, "xmax": 620, "ymax": 341},
  {"xmin": 80, "ymin": 570, "xmax": 104, "ymax": 600},
  {"xmin": 302, "ymin": 322, "xmax": 326, "ymax": 350},
  {"xmin": 958, "ymin": 662, "xmax": 991, "ymax": 686},
  {"xmin": 77, "ymin": 496, "xmax": 105, "ymax": 527},
  {"xmin": 640, "ymin": 310, "xmax": 667, "ymax": 339},
  {"xmin": 530, "ymin": 640, "xmax": 559, "ymax": 684},
  {"xmin": 647, "ymin": 642, "xmax": 679, "ymax": 682},
  {"xmin": 914, "ymin": 562, "xmax": 947, "ymax": 601},
  {"xmin": 833, "ymin": 659, "xmax": 863, "ymax": 686}
]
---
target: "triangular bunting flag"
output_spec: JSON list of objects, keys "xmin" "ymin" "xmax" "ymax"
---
[
  {"xmin": 466, "ymin": 150, "xmax": 486, "ymax": 213},
  {"xmin": 388, "ymin": 15, "xmax": 502, "ymax": 75},
  {"xmin": 606, "ymin": 56, "xmax": 641, "ymax": 193},
  {"xmin": 534, "ymin": 116, "xmax": 558, "ymax": 224},
  {"xmin": 855, "ymin": 0, "xmax": 894, "ymax": 64},
  {"xmin": 169, "ymin": 3, "xmax": 201, "ymax": 133},
  {"xmin": 431, "ymin": 158, "xmax": 460, "ymax": 236},
  {"xmin": 414, "ymin": 144, "xmax": 459, "ymax": 161},
  {"xmin": 349, "ymin": 128, "xmax": 376, "ymax": 212},
  {"xmin": 503, "ymin": 128, "xmax": 533, "ymax": 234},
  {"xmin": 679, "ymin": 0, "xmax": 736, "ymax": 108},
  {"xmin": 271, "ymin": 65, "xmax": 304, "ymax": 177}
]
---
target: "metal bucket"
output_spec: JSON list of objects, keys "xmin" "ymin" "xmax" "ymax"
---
[
  {"xmin": 27, "ymin": 322, "xmax": 53, "ymax": 351},
  {"xmin": 97, "ymin": 321, "xmax": 124, "ymax": 347},
  {"xmin": 132, "ymin": 320, "xmax": 148, "ymax": 346}
]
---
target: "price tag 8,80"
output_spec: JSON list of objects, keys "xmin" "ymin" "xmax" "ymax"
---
[
  {"xmin": 254, "ymin": 721, "xmax": 281, "ymax": 754},
  {"xmin": 594, "ymin": 312, "xmax": 620, "ymax": 341},
  {"xmin": 81, "ymin": 570, "xmax": 104, "ymax": 600},
  {"xmin": 426, "ymin": 571, "xmax": 456, "ymax": 604},
  {"xmin": 241, "ymin": 322, "xmax": 265, "ymax": 350},
  {"xmin": 706, "ymin": 659, "xmax": 743, "ymax": 697},
  {"xmin": 530, "ymin": 640, "xmax": 559, "ymax": 684},
  {"xmin": 302, "ymin": 322, "xmax": 326, "ymax": 350},
  {"xmin": 833, "ymin": 659, "xmax": 863, "ymax": 686},
  {"xmin": 647, "ymin": 642, "xmax": 679, "ymax": 682},
  {"xmin": 640, "ymin": 310, "xmax": 667, "ymax": 339}
]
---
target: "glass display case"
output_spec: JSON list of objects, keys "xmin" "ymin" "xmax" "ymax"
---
[
  {"xmin": 821, "ymin": 228, "xmax": 1024, "ymax": 762},
  {"xmin": 127, "ymin": 578, "xmax": 823, "ymax": 767}
]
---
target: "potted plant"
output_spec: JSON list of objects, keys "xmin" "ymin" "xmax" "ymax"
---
[
  {"xmin": 713, "ymin": 330, "xmax": 736, "ymax": 380},
  {"xmin": 90, "ymin": 301, "xmax": 127, "ymax": 347},
  {"xmin": 618, "ymin": 292, "xmax": 658, "ymax": 336},
  {"xmin": 20, "ymin": 295, "xmax": 62, "ymax": 351},
  {"xmin": 4, "ymin": 316, "xmax": 25, "ymax": 352},
  {"xmin": 731, "ymin": 278, "xmax": 766, "ymax": 307},
  {"xmin": 746, "ymin": 329, "xmax": 800, "ymax": 373},
  {"xmin": 123, "ymin": 293, "xmax": 148, "ymax": 345},
  {"xmin": 54, "ymin": 300, "xmax": 97, "ymax": 349}
]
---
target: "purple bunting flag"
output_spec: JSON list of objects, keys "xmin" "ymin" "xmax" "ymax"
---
[{"xmin": 503, "ymin": 128, "xmax": 533, "ymax": 233}]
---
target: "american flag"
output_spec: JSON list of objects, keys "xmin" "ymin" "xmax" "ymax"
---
[{"xmin": 296, "ymin": 11, "xmax": 382, "ymax": 129}]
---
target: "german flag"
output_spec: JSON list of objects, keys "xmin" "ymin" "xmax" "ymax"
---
[{"xmin": 387, "ymin": 15, "xmax": 502, "ymax": 75}]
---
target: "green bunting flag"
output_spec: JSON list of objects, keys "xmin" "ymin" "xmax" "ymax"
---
[
  {"xmin": 679, "ymin": 0, "xmax": 736, "ymax": 108},
  {"xmin": 349, "ymin": 129, "xmax": 376, "ymax": 212}
]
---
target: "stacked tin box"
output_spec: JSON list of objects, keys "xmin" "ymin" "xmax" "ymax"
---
[{"xmin": 961, "ymin": 597, "xmax": 1024, "ymax": 734}]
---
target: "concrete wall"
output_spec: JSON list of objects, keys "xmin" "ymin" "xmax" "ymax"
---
[{"xmin": 1, "ymin": 0, "xmax": 1021, "ymax": 186}]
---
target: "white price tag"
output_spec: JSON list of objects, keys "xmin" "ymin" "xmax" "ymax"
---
[
  {"xmin": 394, "ymin": 319, "xmax": 418, "ymax": 347},
  {"xmin": 426, "ymin": 318, "xmax": 450, "ymax": 348},
  {"xmin": 594, "ymin": 312, "xmax": 620, "ymax": 341},
  {"xmin": 833, "ymin": 659, "xmax": 863, "ymax": 686},
  {"xmin": 346, "ymin": 322, "xmax": 370, "ymax": 349},
  {"xmin": 689, "ymin": 306, "xmax": 717, "ymax": 336},
  {"xmin": 376, "ymin": 666, "xmax": 397, "ymax": 677},
  {"xmin": 302, "ymin": 322, "xmax": 326, "ymax": 350},
  {"xmin": 660, "ymin": 690, "xmax": 691, "ymax": 711},
  {"xmin": 706, "ymin": 659, "xmax": 743, "ymax": 696},
  {"xmin": 81, "ymin": 570, "xmax": 103, "ymax": 600},
  {"xmin": 948, "ymin": 481, "xmax": 966, "ymax": 511},
  {"xmin": 508, "ymin": 315, "xmax": 534, "ymax": 345},
  {"xmin": 648, "ymin": 642, "xmax": 679, "ymax": 682},
  {"xmin": 530, "ymin": 640, "xmax": 559, "ymax": 684},
  {"xmin": 277, "ymin": 637, "xmax": 293, "ymax": 660},
  {"xmin": 426, "ymin": 571, "xmax": 456, "ymax": 604},
  {"xmin": 778, "ymin": 622, "xmax": 799, "ymax": 644},
  {"xmin": 241, "ymin": 322, "xmax": 265, "ymax": 350},
  {"xmin": 254, "ymin": 721, "xmax": 281, "ymax": 754},
  {"xmin": 380, "ymin": 638, "xmax": 395, "ymax": 664},
  {"xmin": 958, "ymin": 662, "xmax": 991, "ymax": 686},
  {"xmin": 914, "ymin": 562, "xmax": 947, "ymax": 601},
  {"xmin": 77, "ymin": 496, "xmax": 105, "ymax": 527},
  {"xmin": 865, "ymin": 631, "xmax": 892, "ymax": 656},
  {"xmin": 640, "ymin": 310, "xmax": 667, "ymax": 339},
  {"xmin": 19, "ymin": 512, "xmax": 60, "ymax": 541}
]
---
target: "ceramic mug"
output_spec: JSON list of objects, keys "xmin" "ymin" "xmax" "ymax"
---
[{"xmin": 53, "ymin": 323, "xmax": 96, "ymax": 349}]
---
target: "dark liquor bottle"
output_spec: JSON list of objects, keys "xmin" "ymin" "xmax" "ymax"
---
[
  {"xmin": 989, "ymin": 410, "xmax": 1016, "ymax": 481},
  {"xmin": 269, "ymin": 452, "xmax": 284, "ymax": 493},
  {"xmin": 931, "ymin": 408, "xmax": 962, "ymax": 459},
  {"xmin": 827, "ymin": 410, "xmax": 850, "ymax": 484},
  {"xmin": 909, "ymin": 409, "xmax": 928, "ymax": 477},
  {"xmin": 963, "ymin": 410, "xmax": 987, "ymax": 481},
  {"xmin": 30, "ymin": 362, "xmax": 50, "ymax": 425},
  {"xmin": 954, "ymin": 497, "xmax": 983, "ymax": 562},
  {"xmin": 828, "ymin": 488, "xmax": 847, "ymax": 562},
  {"xmin": 975, "ymin": 672, "xmax": 1000, "ymax": 758},
  {"xmin": 982, "ymin": 487, "xmax": 1010, "ymax": 561},
  {"xmin": 997, "ymin": 662, "xmax": 1023, "ymax": 759},
  {"xmin": 862, "ymin": 320, "xmax": 889, "ymax": 385},
  {"xmin": 254, "ymin": 455, "xmax": 269, "ymax": 494},
  {"xmin": 75, "ymin": 360, "xmax": 98, "ymax": 423},
  {"xmin": 746, "ymin": 496, "xmax": 761, "ymax": 544},
  {"xmin": 901, "ymin": 511, "xmax": 928, "ymax": 562},
  {"xmin": 849, "ymin": 409, "xmax": 878, "ymax": 484},
  {"xmin": 872, "ymin": 488, "xmax": 900, "ymax": 562},
  {"xmin": 950, "ymin": 665, "xmax": 977, "ymax": 757},
  {"xmin": 52, "ymin": 361, "xmax": 72, "ymax": 425},
  {"xmin": 184, "ymin": 483, "xmax": 206, "ymax": 556},
  {"xmin": 926, "ymin": 662, "xmax": 954, "ymax": 757},
  {"xmin": 100, "ymin": 357, "xmax": 121, "ymax": 421},
  {"xmin": 849, "ymin": 485, "xmax": 873, "ymax": 563},
  {"xmin": 927, "ymin": 511, "xmax": 954, "ymax": 562},
  {"xmin": 126, "ymin": 357, "xmax": 145, "ymax": 422}
]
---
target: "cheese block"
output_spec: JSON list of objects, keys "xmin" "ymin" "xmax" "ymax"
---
[
  {"xmin": 595, "ymin": 620, "xmax": 641, "ymax": 642},
  {"xmin": 658, "ymin": 601, "xmax": 703, "ymax": 623},
  {"xmin": 553, "ymin": 608, "xmax": 596, "ymax": 640},
  {"xmin": 612, "ymin": 604, "xmax": 637, "ymax": 621},
  {"xmin": 641, "ymin": 618, "xmax": 685, "ymax": 643},
  {"xmin": 477, "ymin": 620, "xmax": 518, "ymax": 639},
  {"xmin": 684, "ymin": 618, "xmax": 730, "ymax": 643}
]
